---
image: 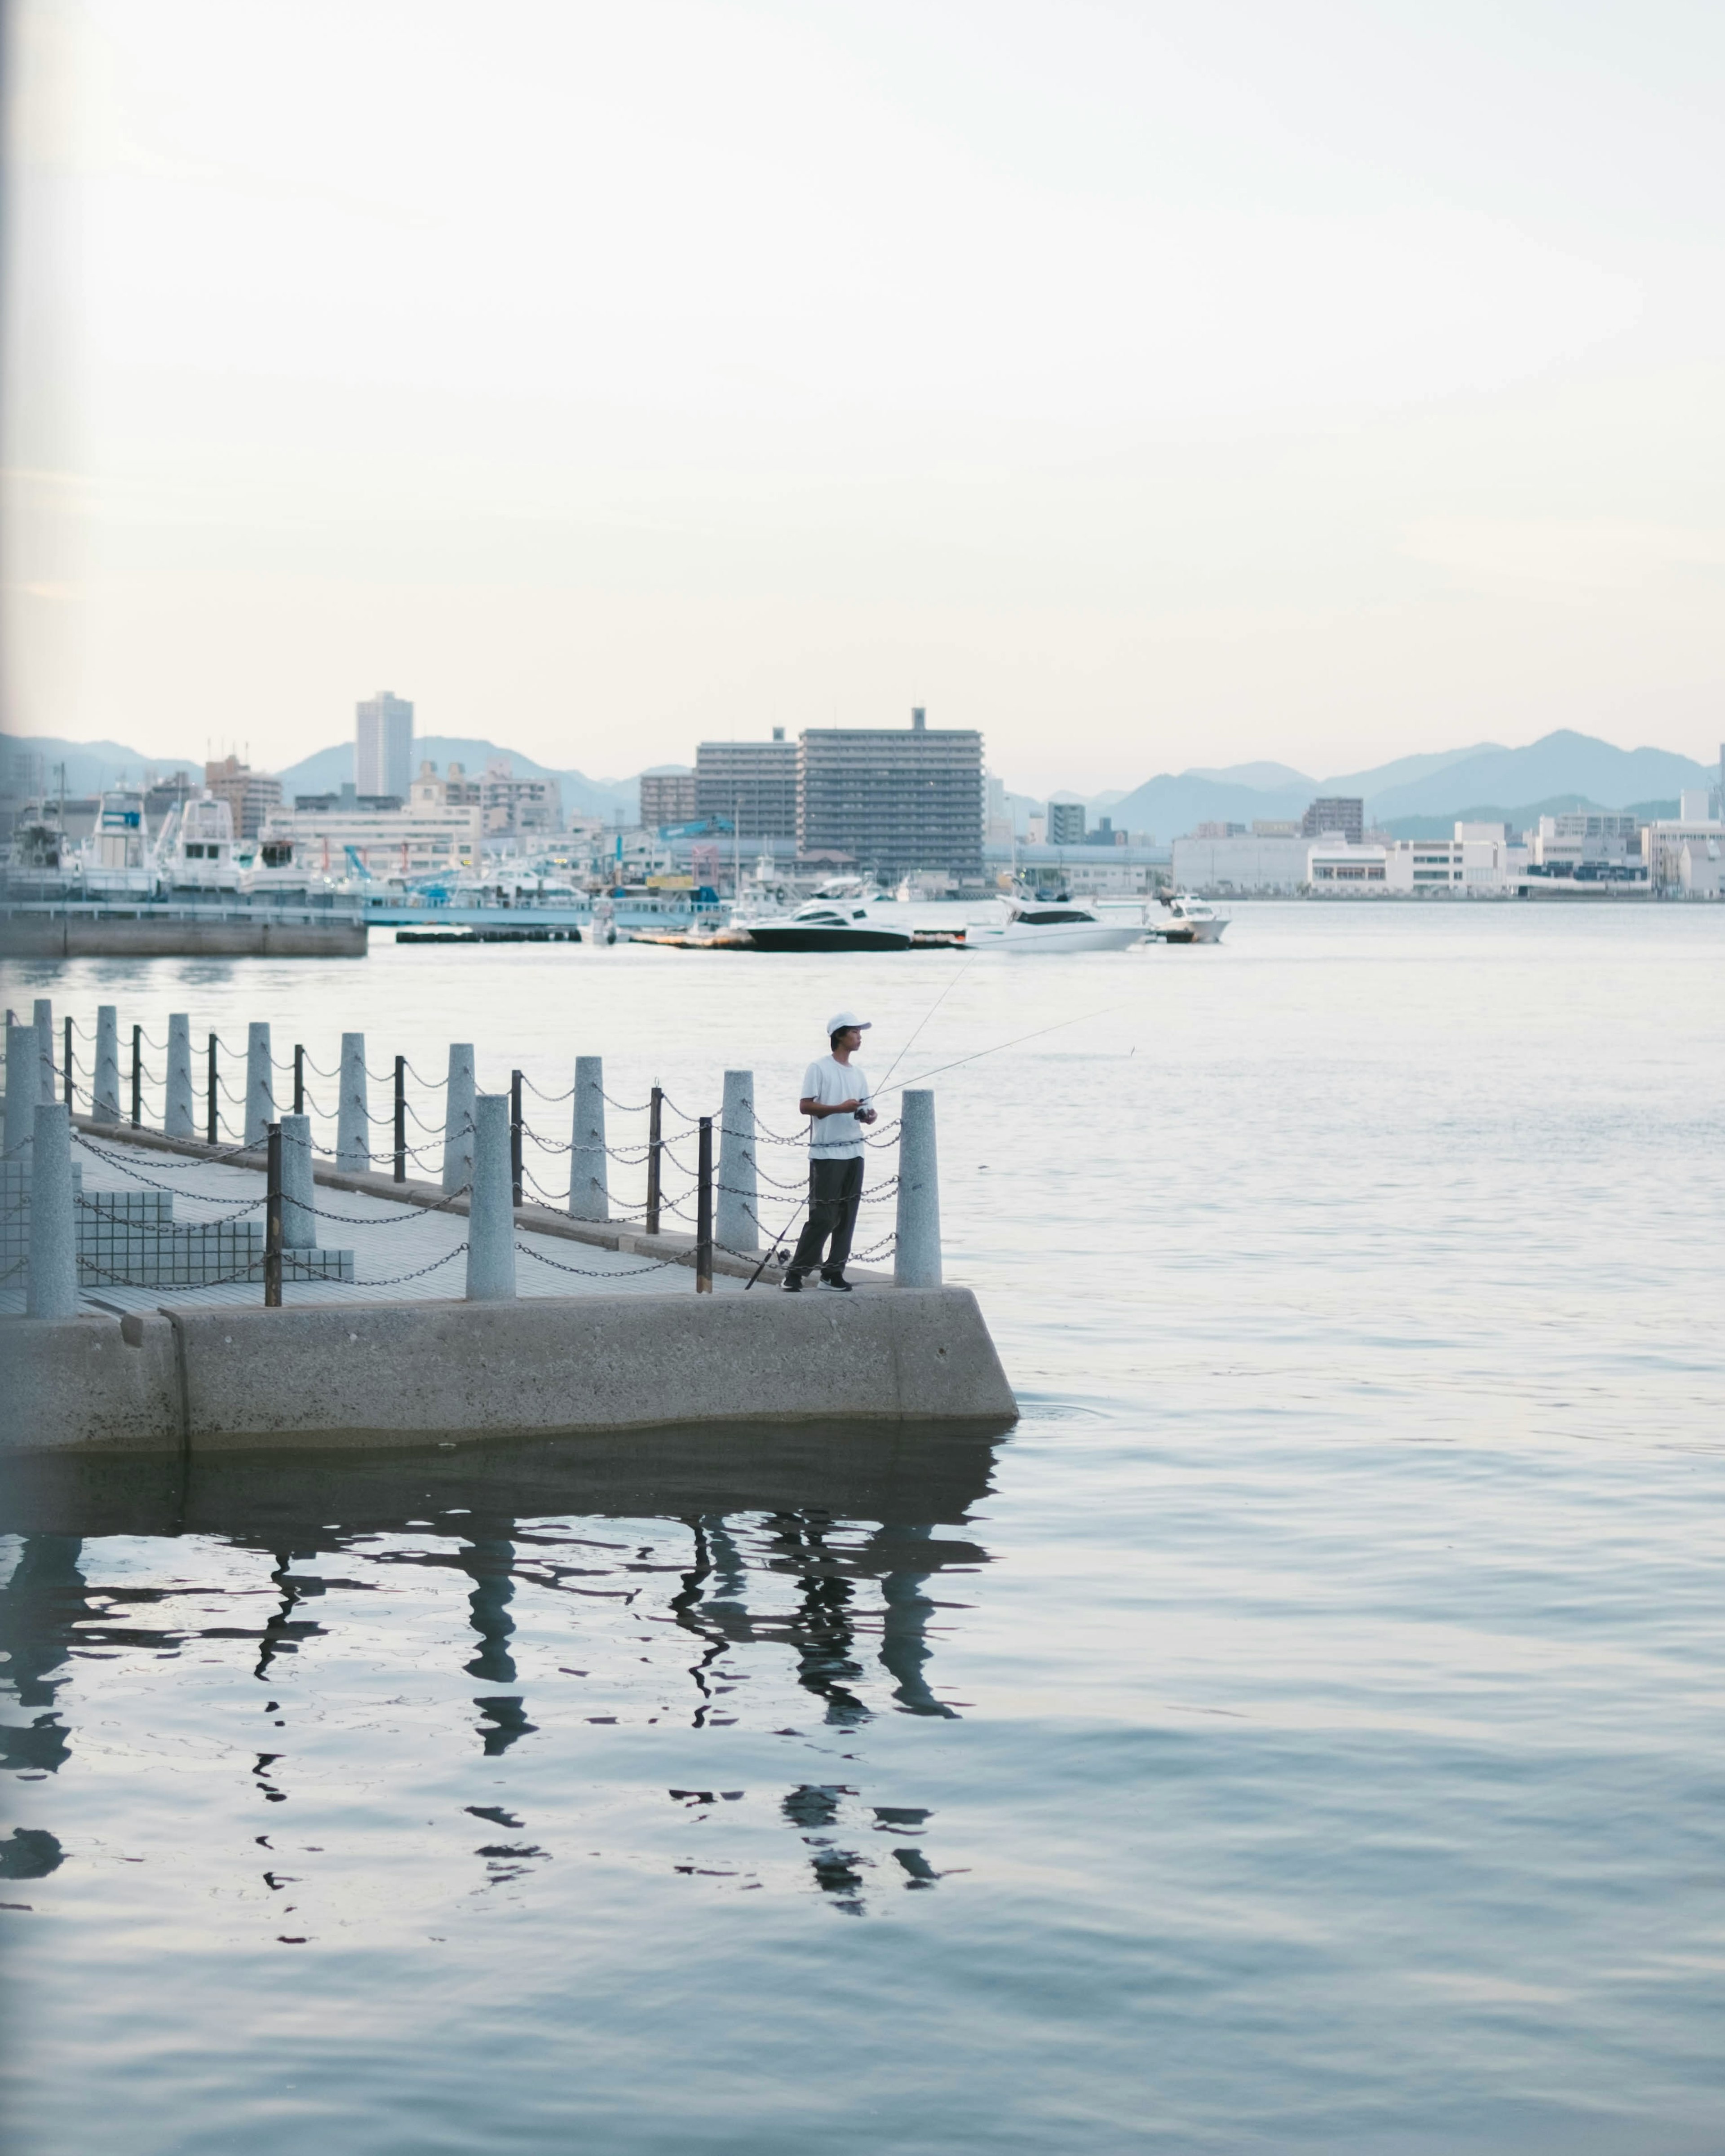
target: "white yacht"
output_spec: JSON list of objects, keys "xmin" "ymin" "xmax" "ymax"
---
[
  {"xmin": 967, "ymin": 894, "xmax": 1147, "ymax": 953},
  {"xmin": 1146, "ymin": 893, "xmax": 1227, "ymax": 944},
  {"xmin": 155, "ymin": 793, "xmax": 241, "ymax": 893},
  {"xmin": 80, "ymin": 789, "xmax": 159, "ymax": 896}
]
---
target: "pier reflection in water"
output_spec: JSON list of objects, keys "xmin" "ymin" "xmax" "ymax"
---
[{"xmin": 0, "ymin": 1423, "xmax": 1002, "ymax": 1925}]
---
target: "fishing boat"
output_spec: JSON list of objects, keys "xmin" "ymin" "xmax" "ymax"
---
[
  {"xmin": 155, "ymin": 793, "xmax": 242, "ymax": 893},
  {"xmin": 967, "ymin": 894, "xmax": 1146, "ymax": 953},
  {"xmin": 1146, "ymin": 893, "xmax": 1227, "ymax": 944},
  {"xmin": 744, "ymin": 897, "xmax": 915, "ymax": 952}
]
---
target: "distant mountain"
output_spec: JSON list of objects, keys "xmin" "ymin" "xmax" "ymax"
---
[
  {"xmin": 1184, "ymin": 760, "xmax": 1315, "ymax": 790},
  {"xmin": 1102, "ymin": 772, "xmax": 1311, "ymax": 841},
  {"xmin": 1362, "ymin": 732, "xmax": 1712, "ymax": 822},
  {"xmin": 0, "ymin": 736, "xmax": 204, "ymax": 795},
  {"xmin": 1319, "ymin": 743, "xmax": 1504, "ymax": 799},
  {"xmin": 275, "ymin": 738, "xmax": 638, "ymax": 823}
]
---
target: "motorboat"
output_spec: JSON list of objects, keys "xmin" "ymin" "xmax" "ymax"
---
[
  {"xmin": 1146, "ymin": 893, "xmax": 1227, "ymax": 944},
  {"xmin": 967, "ymin": 894, "xmax": 1146, "ymax": 953},
  {"xmin": 154, "ymin": 792, "xmax": 242, "ymax": 893},
  {"xmin": 744, "ymin": 897, "xmax": 914, "ymax": 951},
  {"xmin": 80, "ymin": 789, "xmax": 159, "ymax": 896},
  {"xmin": 239, "ymin": 823, "xmax": 340, "ymax": 898}
]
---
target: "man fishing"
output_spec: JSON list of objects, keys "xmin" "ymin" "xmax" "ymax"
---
[{"xmin": 782, "ymin": 1010, "xmax": 877, "ymax": 1293}]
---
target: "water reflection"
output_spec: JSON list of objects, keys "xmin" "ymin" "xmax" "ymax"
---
[{"xmin": 0, "ymin": 1422, "xmax": 1005, "ymax": 1920}]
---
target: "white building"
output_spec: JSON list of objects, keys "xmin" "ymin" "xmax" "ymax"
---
[
  {"xmin": 1170, "ymin": 832, "xmax": 1309, "ymax": 893},
  {"xmin": 1679, "ymin": 839, "xmax": 1722, "ymax": 898},
  {"xmin": 1531, "ymin": 812, "xmax": 1638, "ymax": 871},
  {"xmin": 1642, "ymin": 795, "xmax": 1725, "ymax": 890},
  {"xmin": 279, "ymin": 802, "xmax": 482, "ymax": 877},
  {"xmin": 356, "ymin": 691, "xmax": 413, "ymax": 800},
  {"xmin": 1308, "ymin": 841, "xmax": 1388, "ymax": 890}
]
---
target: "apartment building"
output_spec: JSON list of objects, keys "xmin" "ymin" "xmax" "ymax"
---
[{"xmin": 797, "ymin": 709, "xmax": 984, "ymax": 879}]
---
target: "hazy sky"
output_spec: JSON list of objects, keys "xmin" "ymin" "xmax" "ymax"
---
[{"xmin": 4, "ymin": 0, "xmax": 1722, "ymax": 790}]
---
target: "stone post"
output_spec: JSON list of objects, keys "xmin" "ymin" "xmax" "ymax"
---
[
  {"xmin": 93, "ymin": 1006, "xmax": 122, "ymax": 1124},
  {"xmin": 442, "ymin": 1043, "xmax": 476, "ymax": 1195},
  {"xmin": 33, "ymin": 998, "xmax": 54, "ymax": 1100},
  {"xmin": 568, "ymin": 1056, "xmax": 608, "ymax": 1221},
  {"xmin": 280, "ymin": 1112, "xmax": 317, "ymax": 1249},
  {"xmin": 465, "ymin": 1093, "xmax": 517, "ymax": 1301},
  {"xmin": 717, "ymin": 1068, "xmax": 756, "ymax": 1253},
  {"xmin": 27, "ymin": 1102, "xmax": 78, "ymax": 1317},
  {"xmin": 5, "ymin": 1020, "xmax": 39, "ymax": 1158},
  {"xmin": 893, "ymin": 1089, "xmax": 941, "ymax": 1288},
  {"xmin": 165, "ymin": 1014, "xmax": 195, "ymax": 1138},
  {"xmin": 336, "ymin": 1033, "xmax": 368, "ymax": 1172},
  {"xmin": 244, "ymin": 1022, "xmax": 274, "ymax": 1148}
]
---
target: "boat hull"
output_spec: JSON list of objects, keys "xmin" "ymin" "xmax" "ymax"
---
[
  {"xmin": 746, "ymin": 924, "xmax": 914, "ymax": 951},
  {"xmin": 970, "ymin": 923, "xmax": 1145, "ymax": 952}
]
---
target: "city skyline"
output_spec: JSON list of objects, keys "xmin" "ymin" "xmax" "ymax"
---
[{"xmin": 4, "ymin": 1, "xmax": 1722, "ymax": 791}]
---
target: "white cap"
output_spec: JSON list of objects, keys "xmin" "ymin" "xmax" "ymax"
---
[{"xmin": 826, "ymin": 1010, "xmax": 871, "ymax": 1035}]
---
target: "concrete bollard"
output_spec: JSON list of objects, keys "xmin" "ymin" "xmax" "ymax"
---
[
  {"xmin": 465, "ymin": 1093, "xmax": 517, "ymax": 1301},
  {"xmin": 244, "ymin": 1022, "xmax": 274, "ymax": 1148},
  {"xmin": 280, "ymin": 1112, "xmax": 317, "ymax": 1249},
  {"xmin": 893, "ymin": 1089, "xmax": 942, "ymax": 1288},
  {"xmin": 93, "ymin": 1006, "xmax": 122, "ymax": 1123},
  {"xmin": 165, "ymin": 1014, "xmax": 195, "ymax": 1139},
  {"xmin": 568, "ymin": 1056, "xmax": 608, "ymax": 1221},
  {"xmin": 717, "ymin": 1068, "xmax": 756, "ymax": 1254},
  {"xmin": 27, "ymin": 1102, "xmax": 79, "ymax": 1317},
  {"xmin": 5, "ymin": 1020, "xmax": 39, "ymax": 1158},
  {"xmin": 442, "ymin": 1043, "xmax": 476, "ymax": 1195},
  {"xmin": 33, "ymin": 998, "xmax": 54, "ymax": 1100},
  {"xmin": 337, "ymin": 1033, "xmax": 368, "ymax": 1172}
]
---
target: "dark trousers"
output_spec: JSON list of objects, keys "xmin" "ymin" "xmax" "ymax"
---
[{"xmin": 788, "ymin": 1155, "xmax": 863, "ymax": 1281}]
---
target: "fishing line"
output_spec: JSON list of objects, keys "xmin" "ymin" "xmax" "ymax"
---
[
  {"xmin": 873, "ymin": 953, "xmax": 977, "ymax": 1095},
  {"xmin": 890, "ymin": 1005, "xmax": 1117, "ymax": 1092}
]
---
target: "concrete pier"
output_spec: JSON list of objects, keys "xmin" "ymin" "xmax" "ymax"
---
[
  {"xmin": 442, "ymin": 1044, "xmax": 476, "ymax": 1195},
  {"xmin": 244, "ymin": 1023, "xmax": 274, "ymax": 1147},
  {"xmin": 27, "ymin": 1104, "xmax": 78, "ymax": 1319},
  {"xmin": 281, "ymin": 1113, "xmax": 317, "ymax": 1249},
  {"xmin": 5, "ymin": 1021, "xmax": 38, "ymax": 1158},
  {"xmin": 717, "ymin": 1068, "xmax": 757, "ymax": 1254},
  {"xmin": 93, "ymin": 1006, "xmax": 122, "ymax": 1124},
  {"xmin": 466, "ymin": 1094, "xmax": 517, "ymax": 1301},
  {"xmin": 0, "ymin": 1288, "xmax": 1016, "ymax": 1454},
  {"xmin": 165, "ymin": 1015, "xmax": 195, "ymax": 1140},
  {"xmin": 337, "ymin": 1034, "xmax": 368, "ymax": 1172},
  {"xmin": 894, "ymin": 1089, "xmax": 942, "ymax": 1288},
  {"xmin": 33, "ymin": 999, "xmax": 55, "ymax": 1100},
  {"xmin": 568, "ymin": 1057, "xmax": 607, "ymax": 1221}
]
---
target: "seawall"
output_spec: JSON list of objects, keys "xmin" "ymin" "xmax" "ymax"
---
[
  {"xmin": 0, "ymin": 914, "xmax": 367, "ymax": 958},
  {"xmin": 0, "ymin": 1290, "xmax": 1018, "ymax": 1455}
]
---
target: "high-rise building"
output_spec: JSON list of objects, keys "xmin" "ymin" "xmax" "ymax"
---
[
  {"xmin": 356, "ymin": 691, "xmax": 414, "ymax": 800},
  {"xmin": 695, "ymin": 729, "xmax": 799, "ymax": 839},
  {"xmin": 1048, "ymin": 801, "xmax": 1087, "ymax": 845},
  {"xmin": 203, "ymin": 755, "xmax": 282, "ymax": 841},
  {"xmin": 639, "ymin": 771, "xmax": 699, "ymax": 828},
  {"xmin": 797, "ymin": 708, "xmax": 984, "ymax": 879},
  {"xmin": 1301, "ymin": 796, "xmax": 1364, "ymax": 843}
]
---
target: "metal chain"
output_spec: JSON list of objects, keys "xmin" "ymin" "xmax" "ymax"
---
[
  {"xmin": 516, "ymin": 1240, "xmax": 683, "ymax": 1278},
  {"xmin": 75, "ymin": 1192, "xmax": 264, "ymax": 1230}
]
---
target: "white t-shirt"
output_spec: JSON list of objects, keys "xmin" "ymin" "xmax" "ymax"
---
[{"xmin": 802, "ymin": 1056, "xmax": 873, "ymax": 1159}]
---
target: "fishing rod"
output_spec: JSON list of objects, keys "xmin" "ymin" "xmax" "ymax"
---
[
  {"xmin": 746, "ymin": 962, "xmax": 973, "ymax": 1290},
  {"xmin": 888, "ymin": 1005, "xmax": 1117, "ymax": 1092},
  {"xmin": 873, "ymin": 952, "xmax": 976, "ymax": 1094}
]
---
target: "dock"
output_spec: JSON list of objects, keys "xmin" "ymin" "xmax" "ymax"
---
[{"xmin": 0, "ymin": 1004, "xmax": 1017, "ymax": 1459}]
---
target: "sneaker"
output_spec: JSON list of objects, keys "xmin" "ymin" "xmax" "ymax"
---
[
  {"xmin": 820, "ymin": 1276, "xmax": 853, "ymax": 1293},
  {"xmin": 779, "ymin": 1274, "xmax": 803, "ymax": 1293}
]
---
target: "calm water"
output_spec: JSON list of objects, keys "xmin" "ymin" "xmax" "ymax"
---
[{"xmin": 3, "ymin": 903, "xmax": 1724, "ymax": 2153}]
